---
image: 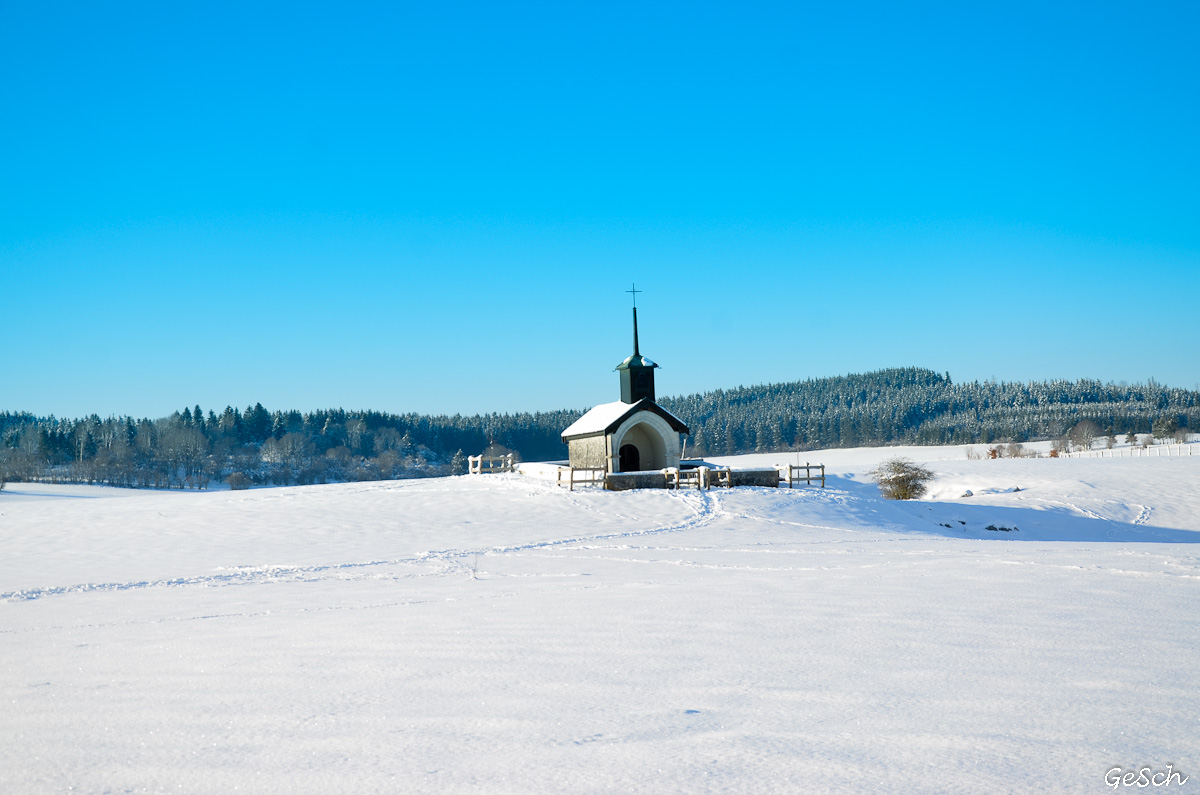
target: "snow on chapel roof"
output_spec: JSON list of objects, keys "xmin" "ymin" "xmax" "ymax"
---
[
  {"xmin": 561, "ymin": 401, "xmax": 636, "ymax": 439},
  {"xmin": 615, "ymin": 353, "xmax": 657, "ymax": 370},
  {"xmin": 561, "ymin": 399, "xmax": 689, "ymax": 440}
]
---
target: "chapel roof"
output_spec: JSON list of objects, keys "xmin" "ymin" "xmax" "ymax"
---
[
  {"xmin": 561, "ymin": 398, "xmax": 689, "ymax": 440},
  {"xmin": 615, "ymin": 353, "xmax": 657, "ymax": 371}
]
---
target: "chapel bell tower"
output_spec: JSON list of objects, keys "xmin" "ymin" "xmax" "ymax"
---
[{"xmin": 616, "ymin": 305, "xmax": 658, "ymax": 404}]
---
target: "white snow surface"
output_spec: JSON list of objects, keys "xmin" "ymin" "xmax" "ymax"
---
[{"xmin": 3, "ymin": 444, "xmax": 1199, "ymax": 793}]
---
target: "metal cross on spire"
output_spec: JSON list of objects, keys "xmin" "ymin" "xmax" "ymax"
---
[{"xmin": 626, "ymin": 284, "xmax": 643, "ymax": 354}]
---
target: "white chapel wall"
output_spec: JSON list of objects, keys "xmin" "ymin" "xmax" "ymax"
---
[{"xmin": 567, "ymin": 435, "xmax": 609, "ymax": 469}]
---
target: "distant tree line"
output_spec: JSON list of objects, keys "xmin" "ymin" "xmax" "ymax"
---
[
  {"xmin": 0, "ymin": 404, "xmax": 575, "ymax": 490},
  {"xmin": 660, "ymin": 368, "xmax": 1199, "ymax": 454},
  {"xmin": 1, "ymin": 368, "xmax": 1195, "ymax": 489}
]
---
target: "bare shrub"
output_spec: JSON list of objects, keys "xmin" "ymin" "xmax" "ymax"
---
[
  {"xmin": 870, "ymin": 457, "xmax": 936, "ymax": 500},
  {"xmin": 226, "ymin": 472, "xmax": 251, "ymax": 490},
  {"xmin": 987, "ymin": 443, "xmax": 1025, "ymax": 459},
  {"xmin": 1069, "ymin": 420, "xmax": 1101, "ymax": 451}
]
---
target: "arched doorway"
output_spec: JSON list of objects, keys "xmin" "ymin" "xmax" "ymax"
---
[
  {"xmin": 619, "ymin": 444, "xmax": 640, "ymax": 472},
  {"xmin": 615, "ymin": 421, "xmax": 668, "ymax": 472}
]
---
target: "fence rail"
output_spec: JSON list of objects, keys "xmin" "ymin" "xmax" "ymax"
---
[
  {"xmin": 1063, "ymin": 444, "xmax": 1195, "ymax": 459},
  {"xmin": 556, "ymin": 466, "xmax": 605, "ymax": 490},
  {"xmin": 672, "ymin": 466, "xmax": 732, "ymax": 490},
  {"xmin": 468, "ymin": 453, "xmax": 515, "ymax": 475},
  {"xmin": 777, "ymin": 463, "xmax": 826, "ymax": 488}
]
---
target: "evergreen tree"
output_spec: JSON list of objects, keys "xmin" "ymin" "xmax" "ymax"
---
[{"xmin": 244, "ymin": 403, "xmax": 272, "ymax": 444}]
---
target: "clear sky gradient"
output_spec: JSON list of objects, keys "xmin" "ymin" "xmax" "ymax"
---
[{"xmin": 3, "ymin": 1, "xmax": 1197, "ymax": 420}]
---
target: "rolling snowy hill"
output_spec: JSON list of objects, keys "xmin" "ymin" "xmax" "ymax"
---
[{"xmin": 2, "ymin": 444, "xmax": 1198, "ymax": 793}]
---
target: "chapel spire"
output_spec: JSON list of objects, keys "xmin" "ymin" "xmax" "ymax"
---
[{"xmin": 615, "ymin": 284, "xmax": 658, "ymax": 404}]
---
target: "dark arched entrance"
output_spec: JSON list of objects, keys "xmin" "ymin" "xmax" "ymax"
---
[{"xmin": 619, "ymin": 444, "xmax": 640, "ymax": 472}]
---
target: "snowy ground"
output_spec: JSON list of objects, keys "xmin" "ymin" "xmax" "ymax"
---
[{"xmin": 2, "ymin": 445, "xmax": 1199, "ymax": 793}]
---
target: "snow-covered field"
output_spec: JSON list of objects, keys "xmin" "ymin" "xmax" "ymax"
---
[{"xmin": 3, "ymin": 445, "xmax": 1199, "ymax": 793}]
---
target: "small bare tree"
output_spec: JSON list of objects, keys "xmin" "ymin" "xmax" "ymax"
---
[
  {"xmin": 1069, "ymin": 420, "xmax": 1101, "ymax": 451},
  {"xmin": 870, "ymin": 457, "xmax": 936, "ymax": 500}
]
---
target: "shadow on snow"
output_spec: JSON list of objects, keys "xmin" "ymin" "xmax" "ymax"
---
[{"xmin": 822, "ymin": 474, "xmax": 1200, "ymax": 544}]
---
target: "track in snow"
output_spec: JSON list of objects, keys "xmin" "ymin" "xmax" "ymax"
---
[{"xmin": 0, "ymin": 488, "xmax": 718, "ymax": 604}]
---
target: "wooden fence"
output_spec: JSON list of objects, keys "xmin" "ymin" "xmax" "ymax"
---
[
  {"xmin": 468, "ymin": 453, "xmax": 515, "ymax": 475},
  {"xmin": 553, "ymin": 462, "xmax": 828, "ymax": 491},
  {"xmin": 556, "ymin": 466, "xmax": 606, "ymax": 490},
  {"xmin": 668, "ymin": 467, "xmax": 732, "ymax": 490},
  {"xmin": 1063, "ymin": 444, "xmax": 1195, "ymax": 459},
  {"xmin": 777, "ymin": 463, "xmax": 826, "ymax": 488}
]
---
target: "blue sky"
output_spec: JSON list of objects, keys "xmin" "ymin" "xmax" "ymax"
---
[{"xmin": 3, "ymin": 1, "xmax": 1197, "ymax": 420}]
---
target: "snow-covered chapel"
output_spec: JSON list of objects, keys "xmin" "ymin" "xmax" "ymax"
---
[{"xmin": 561, "ymin": 305, "xmax": 689, "ymax": 473}]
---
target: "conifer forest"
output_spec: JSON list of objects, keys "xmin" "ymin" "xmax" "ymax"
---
[{"xmin": 1, "ymin": 368, "xmax": 1196, "ymax": 489}]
